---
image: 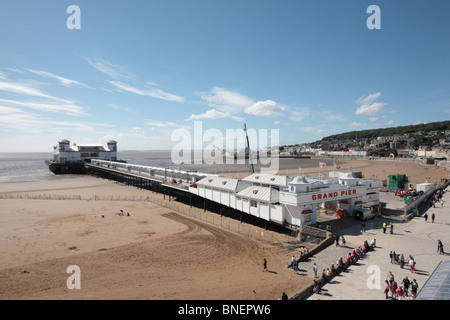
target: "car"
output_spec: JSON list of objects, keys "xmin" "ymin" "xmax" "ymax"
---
[{"xmin": 355, "ymin": 209, "xmax": 375, "ymax": 221}]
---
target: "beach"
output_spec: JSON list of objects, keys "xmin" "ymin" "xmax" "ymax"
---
[
  {"xmin": 0, "ymin": 157, "xmax": 448, "ymax": 300},
  {"xmin": 0, "ymin": 176, "xmax": 306, "ymax": 300}
]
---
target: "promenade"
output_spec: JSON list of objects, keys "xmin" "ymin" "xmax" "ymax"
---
[{"xmin": 302, "ymin": 188, "xmax": 450, "ymax": 300}]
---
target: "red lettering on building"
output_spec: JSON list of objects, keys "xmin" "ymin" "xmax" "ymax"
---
[{"xmin": 313, "ymin": 189, "xmax": 357, "ymax": 202}]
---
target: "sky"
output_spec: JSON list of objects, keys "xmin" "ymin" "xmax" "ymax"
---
[{"xmin": 0, "ymin": 0, "xmax": 449, "ymax": 152}]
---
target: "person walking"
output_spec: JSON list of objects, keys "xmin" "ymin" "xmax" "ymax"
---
[
  {"xmin": 263, "ymin": 258, "xmax": 267, "ymax": 272},
  {"xmin": 313, "ymin": 263, "xmax": 318, "ymax": 278},
  {"xmin": 411, "ymin": 279, "xmax": 419, "ymax": 299},
  {"xmin": 335, "ymin": 234, "xmax": 340, "ymax": 247},
  {"xmin": 389, "ymin": 251, "xmax": 393, "ymax": 264},
  {"xmin": 340, "ymin": 236, "xmax": 346, "ymax": 247},
  {"xmin": 383, "ymin": 222, "xmax": 387, "ymax": 233},
  {"xmin": 424, "ymin": 213, "xmax": 428, "ymax": 222},
  {"xmin": 409, "ymin": 257, "xmax": 416, "ymax": 273},
  {"xmin": 396, "ymin": 286, "xmax": 404, "ymax": 300},
  {"xmin": 391, "ymin": 281, "xmax": 398, "ymax": 300},
  {"xmin": 387, "ymin": 271, "xmax": 395, "ymax": 285},
  {"xmin": 431, "ymin": 213, "xmax": 435, "ymax": 223},
  {"xmin": 437, "ymin": 240, "xmax": 444, "ymax": 255},
  {"xmin": 390, "ymin": 223, "xmax": 394, "ymax": 234},
  {"xmin": 402, "ymin": 277, "xmax": 411, "ymax": 297},
  {"xmin": 361, "ymin": 222, "xmax": 366, "ymax": 234},
  {"xmin": 291, "ymin": 255, "xmax": 296, "ymax": 271},
  {"xmin": 383, "ymin": 280, "xmax": 390, "ymax": 299},
  {"xmin": 399, "ymin": 254, "xmax": 405, "ymax": 269}
]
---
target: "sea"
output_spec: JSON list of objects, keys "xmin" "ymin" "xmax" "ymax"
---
[{"xmin": 0, "ymin": 151, "xmax": 326, "ymax": 184}]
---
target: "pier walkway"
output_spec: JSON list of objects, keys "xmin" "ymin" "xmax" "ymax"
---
[{"xmin": 306, "ymin": 187, "xmax": 450, "ymax": 300}]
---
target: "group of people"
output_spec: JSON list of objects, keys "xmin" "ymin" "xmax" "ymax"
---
[
  {"xmin": 333, "ymin": 240, "xmax": 374, "ymax": 276},
  {"xmin": 428, "ymin": 188, "xmax": 445, "ymax": 208},
  {"xmin": 385, "ymin": 271, "xmax": 419, "ymax": 300},
  {"xmin": 423, "ymin": 212, "xmax": 436, "ymax": 223},
  {"xmin": 288, "ymin": 246, "xmax": 311, "ymax": 273},
  {"xmin": 335, "ymin": 235, "xmax": 346, "ymax": 247},
  {"xmin": 382, "ymin": 222, "xmax": 394, "ymax": 234},
  {"xmin": 389, "ymin": 251, "xmax": 417, "ymax": 272}
]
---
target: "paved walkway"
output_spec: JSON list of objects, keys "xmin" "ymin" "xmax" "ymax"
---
[{"xmin": 305, "ymin": 187, "xmax": 450, "ymax": 300}]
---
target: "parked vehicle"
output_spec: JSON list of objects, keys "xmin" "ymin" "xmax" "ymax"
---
[{"xmin": 354, "ymin": 208, "xmax": 375, "ymax": 221}]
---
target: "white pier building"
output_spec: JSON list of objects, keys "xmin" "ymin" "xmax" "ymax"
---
[
  {"xmin": 190, "ymin": 172, "xmax": 379, "ymax": 229},
  {"xmin": 52, "ymin": 139, "xmax": 118, "ymax": 163},
  {"xmin": 86, "ymin": 159, "xmax": 380, "ymax": 230}
]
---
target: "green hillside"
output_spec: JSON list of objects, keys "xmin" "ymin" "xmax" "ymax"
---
[{"xmin": 321, "ymin": 121, "xmax": 450, "ymax": 142}]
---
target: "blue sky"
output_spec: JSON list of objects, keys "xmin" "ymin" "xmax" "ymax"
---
[{"xmin": 0, "ymin": 0, "xmax": 449, "ymax": 152}]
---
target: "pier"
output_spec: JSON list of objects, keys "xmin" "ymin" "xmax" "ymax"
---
[
  {"xmin": 85, "ymin": 160, "xmax": 292, "ymax": 233},
  {"xmin": 86, "ymin": 159, "xmax": 209, "ymax": 208},
  {"xmin": 84, "ymin": 159, "xmax": 381, "ymax": 236}
]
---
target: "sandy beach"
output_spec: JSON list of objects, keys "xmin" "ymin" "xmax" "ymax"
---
[
  {"xmin": 0, "ymin": 158, "xmax": 448, "ymax": 300},
  {"xmin": 0, "ymin": 176, "xmax": 306, "ymax": 300},
  {"xmin": 224, "ymin": 157, "xmax": 448, "ymax": 184}
]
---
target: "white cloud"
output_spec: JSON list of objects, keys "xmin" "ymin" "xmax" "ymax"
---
[
  {"xmin": 186, "ymin": 109, "xmax": 230, "ymax": 121},
  {"xmin": 146, "ymin": 119, "xmax": 190, "ymax": 129},
  {"xmin": 356, "ymin": 92, "xmax": 381, "ymax": 105},
  {"xmin": 318, "ymin": 129, "xmax": 337, "ymax": 134},
  {"xmin": 355, "ymin": 102, "xmax": 385, "ymax": 115},
  {"xmin": 355, "ymin": 92, "xmax": 386, "ymax": 115},
  {"xmin": 0, "ymin": 105, "xmax": 27, "ymax": 114},
  {"xmin": 84, "ymin": 57, "xmax": 132, "ymax": 80},
  {"xmin": 0, "ymin": 80, "xmax": 73, "ymax": 103},
  {"xmin": 25, "ymin": 69, "xmax": 89, "ymax": 88},
  {"xmin": 289, "ymin": 107, "xmax": 310, "ymax": 122},
  {"xmin": 349, "ymin": 121, "xmax": 366, "ymax": 128},
  {"xmin": 385, "ymin": 120, "xmax": 395, "ymax": 126},
  {"xmin": 369, "ymin": 117, "xmax": 379, "ymax": 122},
  {"xmin": 86, "ymin": 57, "xmax": 184, "ymax": 102},
  {"xmin": 147, "ymin": 120, "xmax": 178, "ymax": 127},
  {"xmin": 0, "ymin": 107, "xmax": 108, "ymax": 133},
  {"xmin": 108, "ymin": 80, "xmax": 184, "ymax": 102},
  {"xmin": 201, "ymin": 87, "xmax": 254, "ymax": 113},
  {"xmin": 245, "ymin": 100, "xmax": 285, "ymax": 117},
  {"xmin": 200, "ymin": 87, "xmax": 291, "ymax": 120},
  {"xmin": 231, "ymin": 115, "xmax": 245, "ymax": 122},
  {"xmin": 0, "ymin": 98, "xmax": 88, "ymax": 117}
]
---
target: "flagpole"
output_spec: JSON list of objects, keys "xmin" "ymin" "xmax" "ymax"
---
[{"xmin": 333, "ymin": 161, "xmax": 336, "ymax": 177}]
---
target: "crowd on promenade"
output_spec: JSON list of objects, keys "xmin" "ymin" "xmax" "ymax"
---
[
  {"xmin": 309, "ymin": 238, "xmax": 376, "ymax": 295},
  {"xmin": 278, "ymin": 184, "xmax": 448, "ymax": 300},
  {"xmin": 385, "ymin": 271, "xmax": 419, "ymax": 300}
]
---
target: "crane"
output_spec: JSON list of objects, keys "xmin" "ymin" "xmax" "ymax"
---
[{"xmin": 243, "ymin": 123, "xmax": 255, "ymax": 174}]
